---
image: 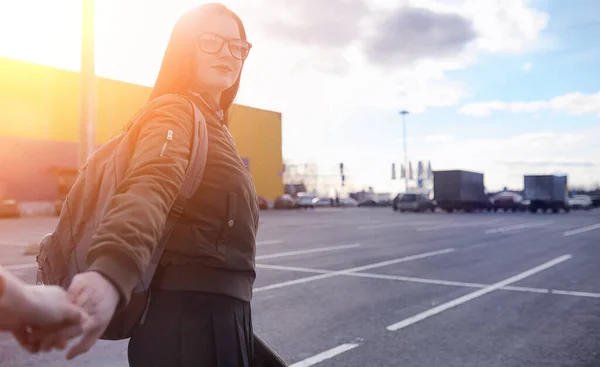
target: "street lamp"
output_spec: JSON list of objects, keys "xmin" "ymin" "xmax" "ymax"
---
[
  {"xmin": 399, "ymin": 110, "xmax": 410, "ymax": 192},
  {"xmin": 79, "ymin": 0, "xmax": 97, "ymax": 167}
]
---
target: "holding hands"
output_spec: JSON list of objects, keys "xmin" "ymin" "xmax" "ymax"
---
[{"xmin": 0, "ymin": 267, "xmax": 120, "ymax": 360}]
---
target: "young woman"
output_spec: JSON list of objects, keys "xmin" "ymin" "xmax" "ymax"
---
[
  {"xmin": 26, "ymin": 3, "xmax": 259, "ymax": 366},
  {"xmin": 124, "ymin": 4, "xmax": 259, "ymax": 366}
]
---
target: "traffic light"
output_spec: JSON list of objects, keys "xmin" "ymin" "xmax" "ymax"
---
[
  {"xmin": 392, "ymin": 163, "xmax": 396, "ymax": 180},
  {"xmin": 340, "ymin": 162, "xmax": 345, "ymax": 187}
]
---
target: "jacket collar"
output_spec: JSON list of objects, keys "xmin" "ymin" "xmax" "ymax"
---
[{"xmin": 188, "ymin": 89, "xmax": 226, "ymax": 126}]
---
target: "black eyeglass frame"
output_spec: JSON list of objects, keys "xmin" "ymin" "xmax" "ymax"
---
[{"xmin": 198, "ymin": 32, "xmax": 252, "ymax": 60}]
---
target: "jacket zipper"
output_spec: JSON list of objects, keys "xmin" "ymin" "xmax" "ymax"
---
[{"xmin": 159, "ymin": 129, "xmax": 173, "ymax": 157}]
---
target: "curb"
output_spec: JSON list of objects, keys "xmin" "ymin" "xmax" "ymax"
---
[
  {"xmin": 23, "ymin": 242, "xmax": 40, "ymax": 256},
  {"xmin": 18, "ymin": 201, "xmax": 57, "ymax": 217}
]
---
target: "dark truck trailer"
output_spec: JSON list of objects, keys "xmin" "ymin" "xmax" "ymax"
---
[
  {"xmin": 523, "ymin": 175, "xmax": 570, "ymax": 213},
  {"xmin": 433, "ymin": 170, "xmax": 491, "ymax": 213}
]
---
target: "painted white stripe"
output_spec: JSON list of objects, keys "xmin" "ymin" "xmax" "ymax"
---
[
  {"xmin": 564, "ymin": 223, "xmax": 600, "ymax": 237},
  {"xmin": 257, "ymin": 263, "xmax": 486, "ymax": 288},
  {"xmin": 254, "ymin": 248, "xmax": 455, "ymax": 293},
  {"xmin": 485, "ymin": 221, "xmax": 554, "ymax": 235},
  {"xmin": 305, "ymin": 224, "xmax": 336, "ymax": 230},
  {"xmin": 257, "ymin": 263, "xmax": 331, "ymax": 274},
  {"xmin": 0, "ymin": 242, "xmax": 30, "ymax": 247},
  {"xmin": 500, "ymin": 285, "xmax": 550, "ymax": 294},
  {"xmin": 551, "ymin": 289, "xmax": 600, "ymax": 298},
  {"xmin": 289, "ymin": 343, "xmax": 360, "ymax": 367},
  {"xmin": 417, "ymin": 220, "xmax": 501, "ymax": 232},
  {"xmin": 358, "ymin": 221, "xmax": 432, "ymax": 230},
  {"xmin": 256, "ymin": 263, "xmax": 600, "ymax": 299},
  {"xmin": 256, "ymin": 244, "xmax": 361, "ymax": 260},
  {"xmin": 386, "ymin": 254, "xmax": 572, "ymax": 331},
  {"xmin": 256, "ymin": 239, "xmax": 283, "ymax": 246},
  {"xmin": 3, "ymin": 263, "xmax": 37, "ymax": 271}
]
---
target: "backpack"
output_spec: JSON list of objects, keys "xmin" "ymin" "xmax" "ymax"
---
[{"xmin": 35, "ymin": 93, "xmax": 208, "ymax": 340}]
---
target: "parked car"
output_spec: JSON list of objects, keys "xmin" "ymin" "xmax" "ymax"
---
[
  {"xmin": 393, "ymin": 193, "xmax": 436, "ymax": 212},
  {"xmin": 569, "ymin": 195, "xmax": 594, "ymax": 210},
  {"xmin": 491, "ymin": 191, "xmax": 527, "ymax": 212},
  {"xmin": 357, "ymin": 200, "xmax": 380, "ymax": 207},
  {"xmin": 295, "ymin": 195, "xmax": 318, "ymax": 209},
  {"xmin": 0, "ymin": 198, "xmax": 20, "ymax": 218},
  {"xmin": 314, "ymin": 197, "xmax": 334, "ymax": 207},
  {"xmin": 257, "ymin": 196, "xmax": 269, "ymax": 210},
  {"xmin": 339, "ymin": 197, "xmax": 358, "ymax": 207},
  {"xmin": 273, "ymin": 194, "xmax": 295, "ymax": 209}
]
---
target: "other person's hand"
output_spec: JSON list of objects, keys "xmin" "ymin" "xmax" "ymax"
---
[
  {"xmin": 0, "ymin": 266, "xmax": 85, "ymax": 351},
  {"xmin": 27, "ymin": 271, "xmax": 120, "ymax": 359}
]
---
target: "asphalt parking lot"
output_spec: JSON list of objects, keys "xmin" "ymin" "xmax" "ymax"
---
[{"xmin": 1, "ymin": 207, "xmax": 600, "ymax": 366}]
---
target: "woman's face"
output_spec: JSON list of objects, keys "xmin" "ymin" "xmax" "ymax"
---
[{"xmin": 192, "ymin": 12, "xmax": 248, "ymax": 100}]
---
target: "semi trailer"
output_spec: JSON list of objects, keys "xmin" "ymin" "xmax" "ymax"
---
[
  {"xmin": 523, "ymin": 175, "xmax": 570, "ymax": 213},
  {"xmin": 433, "ymin": 170, "xmax": 491, "ymax": 213}
]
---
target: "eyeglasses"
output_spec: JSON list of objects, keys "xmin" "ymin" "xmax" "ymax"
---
[{"xmin": 198, "ymin": 33, "xmax": 252, "ymax": 61}]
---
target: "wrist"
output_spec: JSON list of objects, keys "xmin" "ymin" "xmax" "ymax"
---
[
  {"xmin": 90, "ymin": 271, "xmax": 121, "ymax": 304},
  {"xmin": 0, "ymin": 269, "xmax": 31, "ymax": 309},
  {"xmin": 86, "ymin": 254, "xmax": 140, "ymax": 309}
]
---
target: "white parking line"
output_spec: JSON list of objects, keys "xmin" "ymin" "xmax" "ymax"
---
[
  {"xmin": 3, "ymin": 263, "xmax": 37, "ymax": 271},
  {"xmin": 306, "ymin": 224, "xmax": 337, "ymax": 230},
  {"xmin": 289, "ymin": 343, "xmax": 360, "ymax": 367},
  {"xmin": 257, "ymin": 263, "xmax": 487, "ymax": 289},
  {"xmin": 256, "ymin": 239, "xmax": 284, "ymax": 246},
  {"xmin": 485, "ymin": 221, "xmax": 554, "ymax": 235},
  {"xmin": 564, "ymin": 223, "xmax": 600, "ymax": 237},
  {"xmin": 417, "ymin": 220, "xmax": 502, "ymax": 232},
  {"xmin": 550, "ymin": 289, "xmax": 600, "ymax": 298},
  {"xmin": 256, "ymin": 263, "xmax": 600, "ymax": 299},
  {"xmin": 386, "ymin": 254, "xmax": 572, "ymax": 331},
  {"xmin": 256, "ymin": 244, "xmax": 361, "ymax": 260},
  {"xmin": 254, "ymin": 248, "xmax": 455, "ymax": 293},
  {"xmin": 358, "ymin": 221, "xmax": 432, "ymax": 230}
]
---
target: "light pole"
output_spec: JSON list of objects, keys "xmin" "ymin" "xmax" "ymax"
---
[
  {"xmin": 79, "ymin": 0, "xmax": 97, "ymax": 167},
  {"xmin": 400, "ymin": 110, "xmax": 410, "ymax": 192}
]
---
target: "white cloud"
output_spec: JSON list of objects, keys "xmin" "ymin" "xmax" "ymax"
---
[
  {"xmin": 459, "ymin": 91, "xmax": 600, "ymax": 118},
  {"xmin": 523, "ymin": 61, "xmax": 533, "ymax": 70},
  {"xmin": 462, "ymin": 0, "xmax": 549, "ymax": 54},
  {"xmin": 409, "ymin": 128, "xmax": 600, "ymax": 190},
  {"xmin": 234, "ymin": 0, "xmax": 551, "ymax": 116},
  {"xmin": 0, "ymin": 0, "xmax": 551, "ymax": 118},
  {"xmin": 424, "ymin": 134, "xmax": 455, "ymax": 143}
]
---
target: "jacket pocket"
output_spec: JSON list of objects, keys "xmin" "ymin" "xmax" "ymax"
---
[{"xmin": 215, "ymin": 192, "xmax": 238, "ymax": 255}]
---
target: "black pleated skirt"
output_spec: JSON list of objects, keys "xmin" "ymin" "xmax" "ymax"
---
[{"xmin": 127, "ymin": 290, "xmax": 254, "ymax": 367}]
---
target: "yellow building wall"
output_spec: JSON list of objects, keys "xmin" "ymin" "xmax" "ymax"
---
[
  {"xmin": 0, "ymin": 57, "xmax": 151, "ymax": 144},
  {"xmin": 227, "ymin": 104, "xmax": 284, "ymax": 202},
  {"xmin": 0, "ymin": 57, "xmax": 283, "ymax": 201}
]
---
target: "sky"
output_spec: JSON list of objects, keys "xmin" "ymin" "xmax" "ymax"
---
[{"xmin": 1, "ymin": 0, "xmax": 599, "ymax": 194}]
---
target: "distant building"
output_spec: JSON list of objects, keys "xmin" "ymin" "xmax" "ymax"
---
[{"xmin": 0, "ymin": 57, "xmax": 284, "ymax": 201}]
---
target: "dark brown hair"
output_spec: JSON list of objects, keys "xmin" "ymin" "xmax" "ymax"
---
[{"xmin": 149, "ymin": 3, "xmax": 247, "ymax": 111}]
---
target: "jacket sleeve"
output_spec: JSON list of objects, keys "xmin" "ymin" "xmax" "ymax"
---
[{"xmin": 86, "ymin": 98, "xmax": 195, "ymax": 308}]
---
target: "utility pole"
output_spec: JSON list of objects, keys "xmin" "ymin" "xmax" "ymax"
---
[
  {"xmin": 79, "ymin": 0, "xmax": 97, "ymax": 167},
  {"xmin": 400, "ymin": 110, "xmax": 410, "ymax": 192}
]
